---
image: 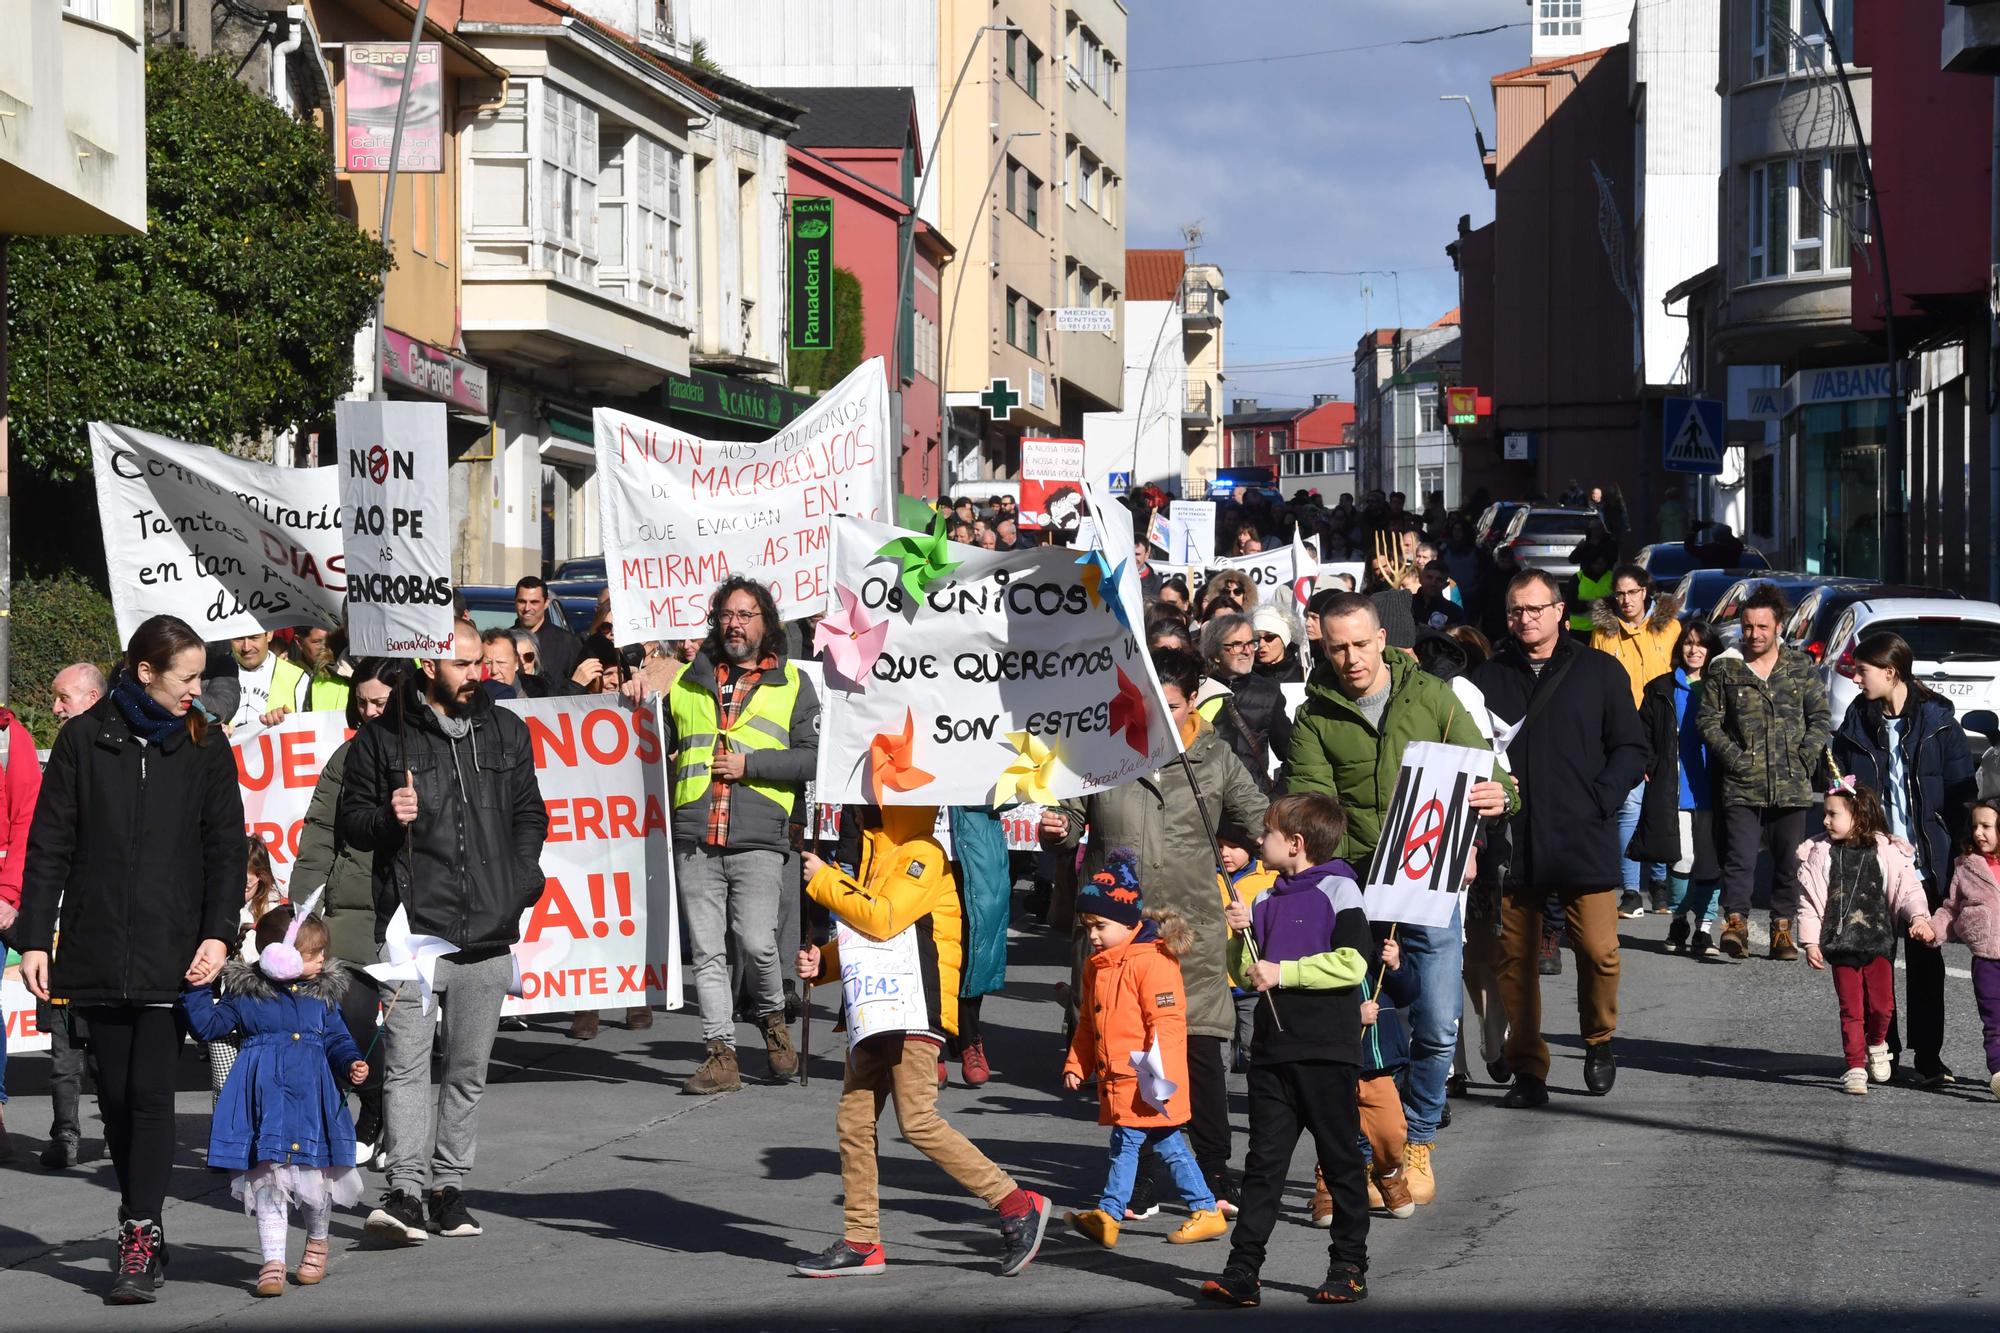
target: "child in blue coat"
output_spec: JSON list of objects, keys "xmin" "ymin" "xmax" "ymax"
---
[{"xmin": 181, "ymin": 899, "xmax": 368, "ymax": 1297}]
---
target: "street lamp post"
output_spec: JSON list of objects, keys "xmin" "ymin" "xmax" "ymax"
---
[
  {"xmin": 1438, "ymin": 94, "xmax": 1491, "ymax": 164},
  {"xmin": 369, "ymin": 0, "xmax": 433, "ymax": 405},
  {"xmin": 938, "ymin": 129, "xmax": 1043, "ymax": 492}
]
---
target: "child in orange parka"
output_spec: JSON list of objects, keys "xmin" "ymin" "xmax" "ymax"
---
[{"xmin": 1062, "ymin": 850, "xmax": 1230, "ymax": 1248}]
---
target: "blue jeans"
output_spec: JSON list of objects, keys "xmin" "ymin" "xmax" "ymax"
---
[
  {"xmin": 1617, "ymin": 784, "xmax": 1664, "ymax": 893},
  {"xmin": 1399, "ymin": 910, "xmax": 1464, "ymax": 1146},
  {"xmin": 1671, "ymin": 874, "xmax": 1720, "ymax": 923},
  {"xmin": 1100, "ymin": 1124, "xmax": 1215, "ymax": 1216}
]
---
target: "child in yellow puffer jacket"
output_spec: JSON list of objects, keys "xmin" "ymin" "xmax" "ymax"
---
[
  {"xmin": 1218, "ymin": 830, "xmax": 1278, "ymax": 1074},
  {"xmin": 791, "ymin": 804, "xmax": 1051, "ymax": 1280}
]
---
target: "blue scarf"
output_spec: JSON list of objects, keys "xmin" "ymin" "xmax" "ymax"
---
[{"xmin": 112, "ymin": 673, "xmax": 189, "ymax": 746}]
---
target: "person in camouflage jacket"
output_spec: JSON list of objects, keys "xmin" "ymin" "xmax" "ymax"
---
[{"xmin": 1695, "ymin": 586, "xmax": 1832, "ymax": 960}]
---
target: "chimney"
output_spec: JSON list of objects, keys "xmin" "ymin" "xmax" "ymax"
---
[
  {"xmin": 1232, "ymin": 398, "xmax": 1260, "ymax": 414},
  {"xmin": 1312, "ymin": 393, "xmax": 1340, "ymax": 406}
]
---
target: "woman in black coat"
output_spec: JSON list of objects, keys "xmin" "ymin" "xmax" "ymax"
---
[
  {"xmin": 1198, "ymin": 611, "xmax": 1293, "ymax": 792},
  {"xmin": 16, "ymin": 614, "xmax": 247, "ymax": 1304},
  {"xmin": 1830, "ymin": 631, "xmax": 1976, "ymax": 1086}
]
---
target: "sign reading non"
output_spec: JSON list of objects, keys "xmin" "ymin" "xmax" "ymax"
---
[
  {"xmin": 343, "ymin": 43, "xmax": 443, "ymax": 173},
  {"xmin": 1362, "ymin": 742, "xmax": 1494, "ymax": 928},
  {"xmin": 789, "ymin": 196, "xmax": 835, "ymax": 351},
  {"xmin": 336, "ymin": 400, "xmax": 456, "ymax": 656},
  {"xmin": 1662, "ymin": 396, "xmax": 1725, "ymax": 475}
]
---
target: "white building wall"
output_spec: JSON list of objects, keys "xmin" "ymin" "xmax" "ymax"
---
[
  {"xmin": 688, "ymin": 0, "xmax": 941, "ymax": 222},
  {"xmin": 1530, "ymin": 0, "xmax": 1637, "ymax": 59},
  {"xmin": 1634, "ymin": 0, "xmax": 1721, "ymax": 387},
  {"xmin": 1082, "ymin": 297, "xmax": 1180, "ymax": 490}
]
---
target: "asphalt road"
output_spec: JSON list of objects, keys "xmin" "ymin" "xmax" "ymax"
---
[{"xmin": 3, "ymin": 909, "xmax": 1996, "ymax": 1331}]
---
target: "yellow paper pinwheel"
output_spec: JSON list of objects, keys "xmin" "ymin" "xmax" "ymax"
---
[{"xmin": 994, "ymin": 731, "xmax": 1061, "ymax": 806}]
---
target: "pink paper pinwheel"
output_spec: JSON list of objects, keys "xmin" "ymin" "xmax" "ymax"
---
[
  {"xmin": 814, "ymin": 585, "xmax": 890, "ymax": 688},
  {"xmin": 1107, "ymin": 667, "xmax": 1153, "ymax": 758},
  {"xmin": 868, "ymin": 709, "xmax": 936, "ymax": 805}
]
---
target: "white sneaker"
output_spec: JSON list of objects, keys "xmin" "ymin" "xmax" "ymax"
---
[
  {"xmin": 1866, "ymin": 1043, "xmax": 1892, "ymax": 1084},
  {"xmin": 1841, "ymin": 1067, "xmax": 1867, "ymax": 1095},
  {"xmin": 1989, "ymin": 1071, "xmax": 2000, "ymax": 1100}
]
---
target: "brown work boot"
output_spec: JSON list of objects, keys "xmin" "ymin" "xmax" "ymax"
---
[
  {"xmin": 1719, "ymin": 913, "xmax": 1750, "ymax": 959},
  {"xmin": 1769, "ymin": 916, "xmax": 1799, "ymax": 962},
  {"xmin": 567, "ymin": 1010, "xmax": 600, "ymax": 1041},
  {"xmin": 761, "ymin": 1011, "xmax": 800, "ymax": 1081},
  {"xmin": 1313, "ymin": 1167, "xmax": 1336, "ymax": 1228},
  {"xmin": 682, "ymin": 1039, "xmax": 741, "ymax": 1095},
  {"xmin": 1374, "ymin": 1167, "xmax": 1416, "ymax": 1219},
  {"xmin": 626, "ymin": 1005, "xmax": 654, "ymax": 1031}
]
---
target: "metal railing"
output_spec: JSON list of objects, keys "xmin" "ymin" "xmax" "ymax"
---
[
  {"xmin": 1183, "ymin": 382, "xmax": 1212, "ymax": 418},
  {"xmin": 1184, "ymin": 282, "xmax": 1220, "ymax": 322}
]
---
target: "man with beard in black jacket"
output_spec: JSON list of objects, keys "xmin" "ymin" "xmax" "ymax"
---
[
  {"xmin": 1471, "ymin": 569, "xmax": 1646, "ymax": 1108},
  {"xmin": 340, "ymin": 620, "xmax": 548, "ymax": 1245}
]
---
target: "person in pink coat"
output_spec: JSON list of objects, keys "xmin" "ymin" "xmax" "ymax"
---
[
  {"xmin": 1796, "ymin": 779, "xmax": 1937, "ymax": 1095},
  {"xmin": 1932, "ymin": 798, "xmax": 2000, "ymax": 1100}
]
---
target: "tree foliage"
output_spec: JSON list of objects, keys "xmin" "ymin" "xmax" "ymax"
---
[
  {"xmin": 9, "ymin": 572, "xmax": 118, "ymax": 746},
  {"xmin": 6, "ymin": 46, "xmax": 391, "ymax": 478},
  {"xmin": 789, "ymin": 266, "xmax": 867, "ymax": 394}
]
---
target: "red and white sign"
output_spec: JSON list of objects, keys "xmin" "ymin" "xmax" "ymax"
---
[
  {"xmin": 3, "ymin": 972, "xmax": 48, "ymax": 1054},
  {"xmin": 233, "ymin": 699, "xmax": 680, "ymax": 1016},
  {"xmin": 1019, "ymin": 438, "xmax": 1087, "ymax": 535},
  {"xmin": 381, "ymin": 328, "xmax": 489, "ymax": 415}
]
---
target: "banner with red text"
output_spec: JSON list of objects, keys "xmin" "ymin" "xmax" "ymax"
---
[
  {"xmin": 233, "ymin": 699, "xmax": 679, "ymax": 1015},
  {"xmin": 3, "ymin": 969, "xmax": 49, "ymax": 1054},
  {"xmin": 593, "ymin": 357, "xmax": 894, "ymax": 643}
]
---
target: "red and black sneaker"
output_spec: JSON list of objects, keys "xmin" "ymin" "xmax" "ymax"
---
[
  {"xmin": 1201, "ymin": 1267, "xmax": 1262, "ymax": 1308},
  {"xmin": 794, "ymin": 1238, "xmax": 886, "ymax": 1278},
  {"xmin": 996, "ymin": 1191, "xmax": 1051, "ymax": 1276},
  {"xmin": 105, "ymin": 1219, "xmax": 166, "ymax": 1305},
  {"xmin": 1310, "ymin": 1261, "xmax": 1368, "ymax": 1304}
]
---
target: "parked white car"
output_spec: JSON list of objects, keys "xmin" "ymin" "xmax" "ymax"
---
[{"xmin": 1821, "ymin": 597, "xmax": 2000, "ymax": 742}]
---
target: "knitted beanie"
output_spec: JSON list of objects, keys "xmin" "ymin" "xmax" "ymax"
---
[{"xmin": 1076, "ymin": 849, "xmax": 1145, "ymax": 927}]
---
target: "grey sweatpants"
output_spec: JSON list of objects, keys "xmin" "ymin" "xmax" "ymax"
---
[
  {"xmin": 679, "ymin": 846, "xmax": 786, "ymax": 1043},
  {"xmin": 380, "ymin": 952, "xmax": 512, "ymax": 1197}
]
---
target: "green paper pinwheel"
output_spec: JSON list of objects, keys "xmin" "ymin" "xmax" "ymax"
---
[{"xmin": 875, "ymin": 513, "xmax": 964, "ymax": 602}]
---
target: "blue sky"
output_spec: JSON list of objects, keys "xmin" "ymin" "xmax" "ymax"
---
[{"xmin": 1124, "ymin": 0, "xmax": 1528, "ymax": 409}]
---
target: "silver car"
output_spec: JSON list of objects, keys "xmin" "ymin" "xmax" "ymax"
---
[{"xmin": 1494, "ymin": 507, "xmax": 1599, "ymax": 578}]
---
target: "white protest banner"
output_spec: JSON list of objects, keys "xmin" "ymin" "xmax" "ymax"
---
[
  {"xmin": 812, "ymin": 513, "xmax": 1178, "ymax": 804},
  {"xmin": 336, "ymin": 400, "xmax": 456, "ymax": 656},
  {"xmin": 1289, "ymin": 528, "xmax": 1319, "ymax": 610},
  {"xmin": 90, "ymin": 422, "xmax": 346, "ymax": 643},
  {"xmin": 3, "ymin": 969, "xmax": 49, "ymax": 1054},
  {"xmin": 594, "ymin": 357, "xmax": 894, "ymax": 643},
  {"xmin": 1156, "ymin": 544, "xmax": 1306, "ymax": 598},
  {"xmin": 232, "ymin": 699, "xmax": 679, "ymax": 1015},
  {"xmin": 1362, "ymin": 742, "xmax": 1494, "ymax": 928},
  {"xmin": 1174, "ymin": 500, "xmax": 1217, "ymax": 566},
  {"xmin": 1019, "ymin": 438, "xmax": 1086, "ymax": 535}
]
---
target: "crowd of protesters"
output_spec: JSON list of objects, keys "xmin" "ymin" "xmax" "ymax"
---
[{"xmin": 3, "ymin": 479, "xmax": 1998, "ymax": 1309}]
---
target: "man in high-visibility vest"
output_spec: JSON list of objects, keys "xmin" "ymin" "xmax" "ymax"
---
[{"xmin": 665, "ymin": 577, "xmax": 821, "ymax": 1096}]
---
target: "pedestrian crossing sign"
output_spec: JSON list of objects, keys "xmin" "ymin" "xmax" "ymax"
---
[{"xmin": 1662, "ymin": 397, "xmax": 1724, "ymax": 475}]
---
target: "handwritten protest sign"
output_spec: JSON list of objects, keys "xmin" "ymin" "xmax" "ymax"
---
[
  {"xmin": 90, "ymin": 422, "xmax": 346, "ymax": 642},
  {"xmin": 1019, "ymin": 438, "xmax": 1086, "ymax": 539},
  {"xmin": 593, "ymin": 357, "xmax": 894, "ymax": 642},
  {"xmin": 1362, "ymin": 742, "xmax": 1493, "ymax": 928},
  {"xmin": 1174, "ymin": 500, "xmax": 1217, "ymax": 566},
  {"xmin": 836, "ymin": 919, "xmax": 928, "ymax": 1042},
  {"xmin": 336, "ymin": 400, "xmax": 455, "ymax": 656},
  {"xmin": 1156, "ymin": 543, "xmax": 1308, "ymax": 598},
  {"xmin": 233, "ymin": 699, "xmax": 679, "ymax": 1015},
  {"xmin": 812, "ymin": 513, "xmax": 1179, "ymax": 805}
]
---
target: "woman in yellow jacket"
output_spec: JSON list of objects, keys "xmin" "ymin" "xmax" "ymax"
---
[
  {"xmin": 1590, "ymin": 563, "xmax": 1683, "ymax": 914},
  {"xmin": 793, "ymin": 804, "xmax": 1051, "ymax": 1279}
]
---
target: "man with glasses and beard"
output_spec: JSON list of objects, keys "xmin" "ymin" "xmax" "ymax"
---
[
  {"xmin": 664, "ymin": 578, "xmax": 821, "ymax": 1096},
  {"xmin": 340, "ymin": 621, "xmax": 549, "ymax": 1245},
  {"xmin": 1471, "ymin": 570, "xmax": 1645, "ymax": 1108}
]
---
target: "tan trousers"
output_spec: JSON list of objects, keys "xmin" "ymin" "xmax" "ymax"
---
[
  {"xmin": 1497, "ymin": 886, "xmax": 1621, "ymax": 1082},
  {"xmin": 836, "ymin": 1035, "xmax": 1016, "ymax": 1244},
  {"xmin": 1357, "ymin": 1072, "xmax": 1406, "ymax": 1174}
]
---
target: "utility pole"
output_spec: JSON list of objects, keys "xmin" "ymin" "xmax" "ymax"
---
[
  {"xmin": 370, "ymin": 0, "xmax": 433, "ymax": 404},
  {"xmin": 0, "ymin": 234, "xmax": 11, "ymax": 706}
]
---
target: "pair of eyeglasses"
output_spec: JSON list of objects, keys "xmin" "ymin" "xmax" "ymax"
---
[
  {"xmin": 1506, "ymin": 602, "xmax": 1558, "ymax": 620},
  {"xmin": 1222, "ymin": 638, "xmax": 1256, "ymax": 651},
  {"xmin": 718, "ymin": 610, "xmax": 763, "ymax": 625}
]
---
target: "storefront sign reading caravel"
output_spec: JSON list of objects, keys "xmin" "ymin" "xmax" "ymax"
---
[
  {"xmin": 664, "ymin": 369, "xmax": 818, "ymax": 431},
  {"xmin": 381, "ymin": 329, "xmax": 488, "ymax": 416},
  {"xmin": 790, "ymin": 197, "xmax": 835, "ymax": 351}
]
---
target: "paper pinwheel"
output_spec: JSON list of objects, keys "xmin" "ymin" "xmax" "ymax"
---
[
  {"xmin": 364, "ymin": 905, "xmax": 461, "ymax": 1015},
  {"xmin": 875, "ymin": 514, "xmax": 963, "ymax": 603},
  {"xmin": 994, "ymin": 731, "xmax": 1062, "ymax": 806},
  {"xmin": 868, "ymin": 709, "xmax": 936, "ymax": 804},
  {"xmin": 814, "ymin": 585, "xmax": 890, "ymax": 688},
  {"xmin": 1074, "ymin": 547, "xmax": 1134, "ymax": 630},
  {"xmin": 1107, "ymin": 668, "xmax": 1153, "ymax": 758}
]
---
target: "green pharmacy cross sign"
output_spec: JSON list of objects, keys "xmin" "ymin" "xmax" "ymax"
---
[
  {"xmin": 980, "ymin": 377, "xmax": 1021, "ymax": 421},
  {"xmin": 790, "ymin": 197, "xmax": 835, "ymax": 351}
]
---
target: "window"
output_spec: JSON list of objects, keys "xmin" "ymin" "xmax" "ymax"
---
[
  {"xmin": 1752, "ymin": 0, "xmax": 1854, "ymax": 79},
  {"xmin": 537, "ymin": 84, "xmax": 599, "ymax": 282},
  {"xmin": 1026, "ymin": 300, "xmax": 1044, "ymax": 357},
  {"xmin": 1418, "ymin": 388, "xmax": 1442, "ymax": 434},
  {"xmin": 1271, "ymin": 429, "xmax": 1289, "ymax": 453},
  {"xmin": 1007, "ymin": 160, "xmax": 1041, "ymax": 230},
  {"xmin": 1071, "ymin": 23, "xmax": 1116, "ymax": 106},
  {"xmin": 594, "ymin": 132, "xmax": 685, "ymax": 319},
  {"xmin": 1231, "ymin": 430, "xmax": 1256, "ymax": 468},
  {"xmin": 1418, "ymin": 465, "xmax": 1445, "ymax": 504},
  {"xmin": 1101, "ymin": 170, "xmax": 1118, "ymax": 225},
  {"xmin": 1009, "ymin": 33, "xmax": 1040, "ymax": 101},
  {"xmin": 1538, "ymin": 0, "xmax": 1581, "ymax": 38},
  {"xmin": 1006, "ymin": 289, "xmax": 1018, "ymax": 350},
  {"xmin": 1005, "ymin": 291, "xmax": 1041, "ymax": 355},
  {"xmin": 1063, "ymin": 138, "xmax": 1077, "ymax": 205},
  {"xmin": 1078, "ymin": 149, "xmax": 1100, "ymax": 211},
  {"xmin": 1026, "ymin": 42, "xmax": 1040, "ymax": 101},
  {"xmin": 1747, "ymin": 154, "xmax": 1859, "ymax": 282}
]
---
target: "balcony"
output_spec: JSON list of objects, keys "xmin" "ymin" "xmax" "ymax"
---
[
  {"xmin": 1182, "ymin": 381, "xmax": 1213, "ymax": 424},
  {"xmin": 0, "ymin": 1, "xmax": 146, "ymax": 236},
  {"xmin": 1183, "ymin": 281, "xmax": 1221, "ymax": 328}
]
